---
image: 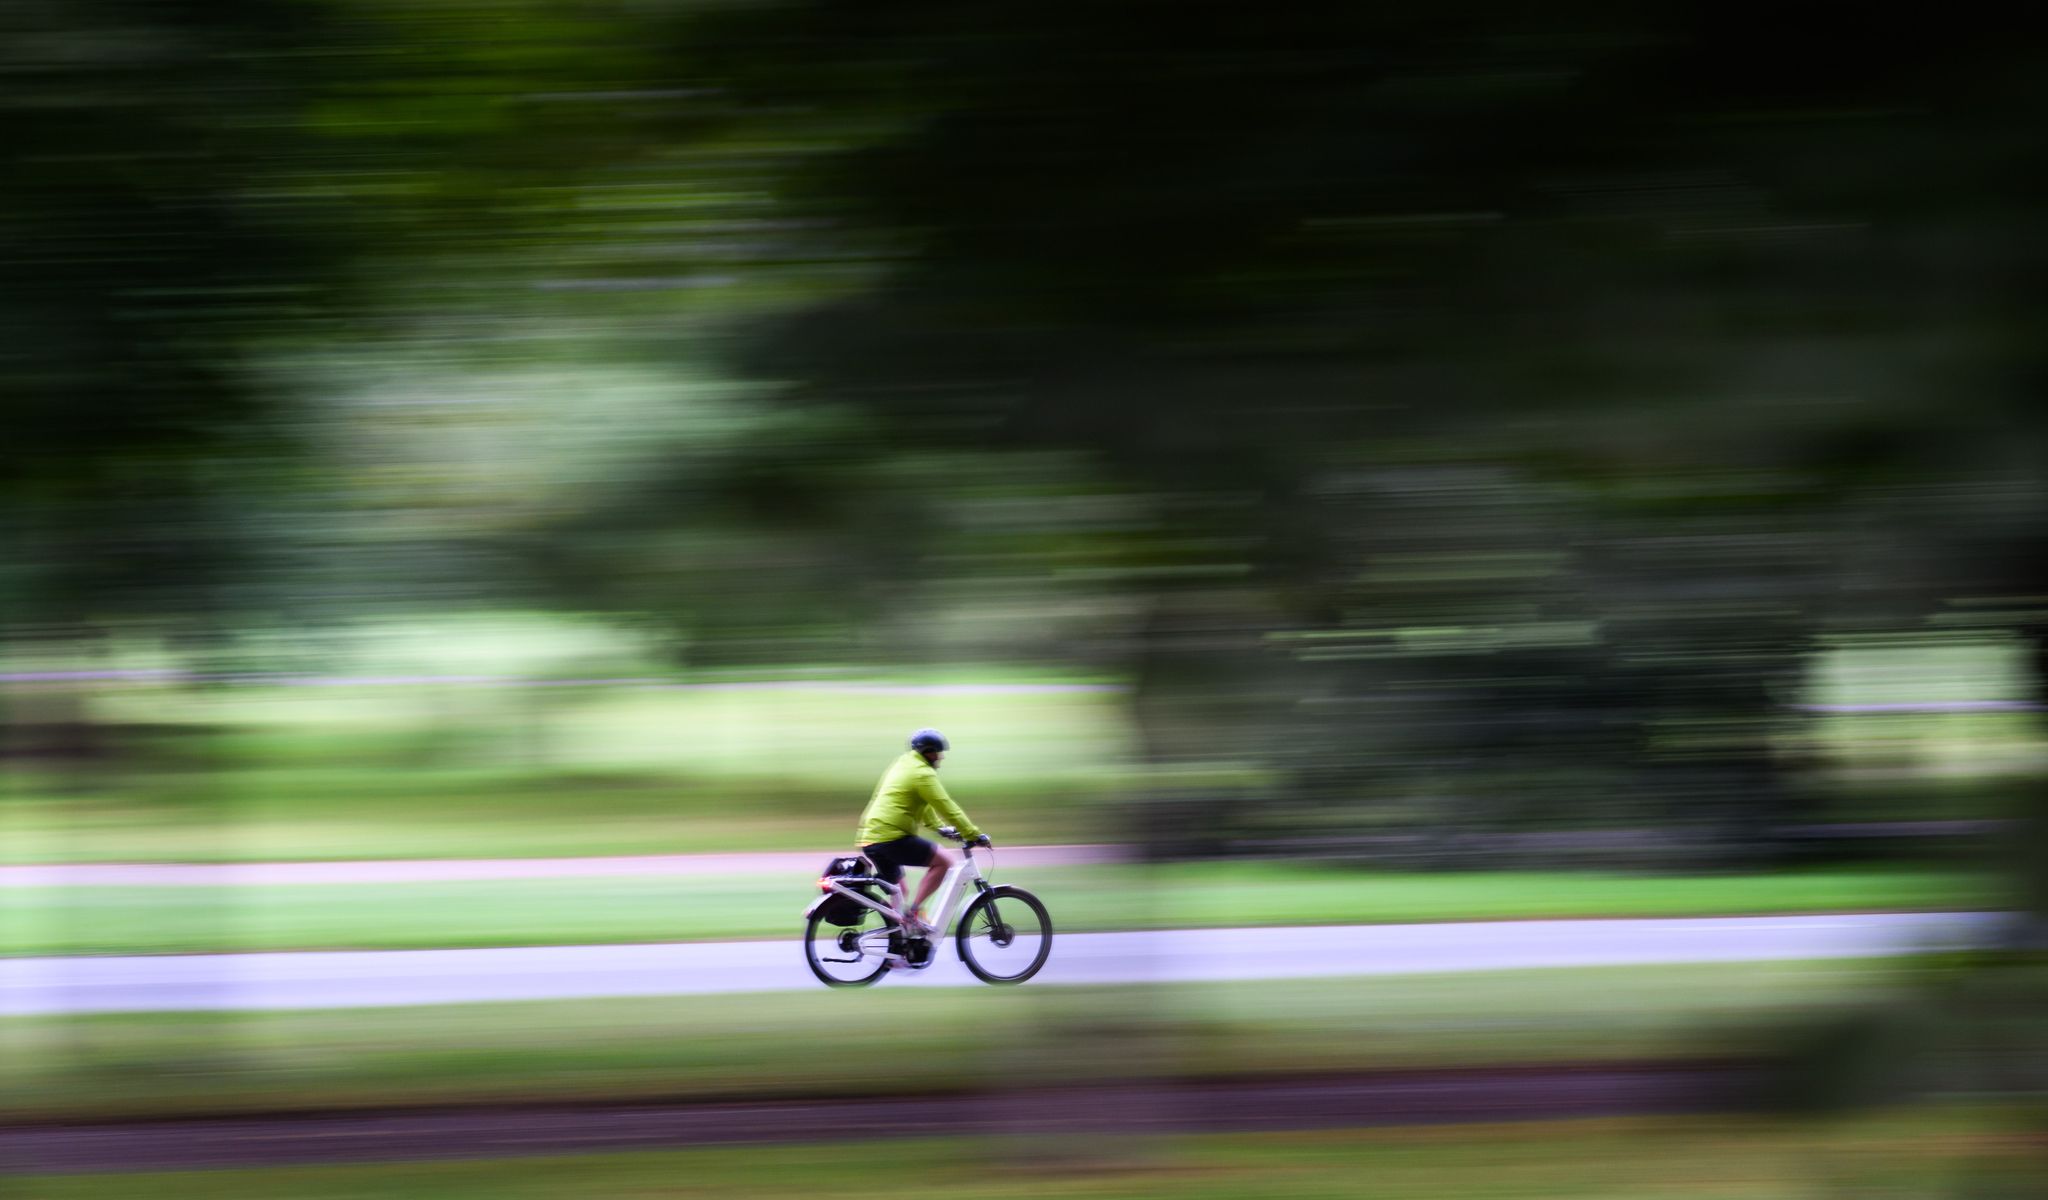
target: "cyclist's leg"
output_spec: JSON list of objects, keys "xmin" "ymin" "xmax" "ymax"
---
[
  {"xmin": 860, "ymin": 847, "xmax": 912, "ymax": 968},
  {"xmin": 866, "ymin": 835, "xmax": 943, "ymax": 929},
  {"xmin": 859, "ymin": 844, "xmax": 907, "ymax": 916},
  {"xmin": 909, "ymin": 848, "xmax": 955, "ymax": 925}
]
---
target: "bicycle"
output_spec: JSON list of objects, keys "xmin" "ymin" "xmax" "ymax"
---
[{"xmin": 802, "ymin": 827, "xmax": 1053, "ymax": 987}]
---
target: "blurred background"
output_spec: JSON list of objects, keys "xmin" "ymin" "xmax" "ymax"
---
[{"xmin": 4, "ymin": 1, "xmax": 2046, "ymax": 1194}]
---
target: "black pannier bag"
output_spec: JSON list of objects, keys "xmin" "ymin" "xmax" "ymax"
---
[{"xmin": 816, "ymin": 855, "xmax": 878, "ymax": 926}]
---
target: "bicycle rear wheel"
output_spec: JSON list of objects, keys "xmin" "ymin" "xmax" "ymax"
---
[
  {"xmin": 955, "ymin": 886, "xmax": 1052, "ymax": 985},
  {"xmin": 804, "ymin": 906, "xmax": 896, "ymax": 987}
]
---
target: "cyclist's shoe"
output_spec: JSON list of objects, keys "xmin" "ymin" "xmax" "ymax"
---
[
  {"xmin": 901, "ymin": 913, "xmax": 934, "ymax": 938},
  {"xmin": 884, "ymin": 951, "xmax": 910, "ymax": 970}
]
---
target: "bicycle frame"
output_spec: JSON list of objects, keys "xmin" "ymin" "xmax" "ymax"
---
[{"xmin": 809, "ymin": 847, "xmax": 992, "ymax": 954}]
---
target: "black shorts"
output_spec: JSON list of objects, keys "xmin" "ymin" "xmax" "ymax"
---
[{"xmin": 860, "ymin": 835, "xmax": 937, "ymax": 886}]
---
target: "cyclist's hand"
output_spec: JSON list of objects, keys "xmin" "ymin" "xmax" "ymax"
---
[
  {"xmin": 970, "ymin": 833, "xmax": 992, "ymax": 848},
  {"xmin": 937, "ymin": 825, "xmax": 960, "ymax": 841}
]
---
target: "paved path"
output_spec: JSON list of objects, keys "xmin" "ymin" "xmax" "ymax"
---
[
  {"xmin": 0, "ymin": 845, "xmax": 1121, "ymax": 887},
  {"xmin": 0, "ymin": 913, "xmax": 1998, "ymax": 1016}
]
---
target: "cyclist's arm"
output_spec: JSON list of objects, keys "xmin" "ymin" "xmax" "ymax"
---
[{"xmin": 915, "ymin": 770, "xmax": 981, "ymax": 841}]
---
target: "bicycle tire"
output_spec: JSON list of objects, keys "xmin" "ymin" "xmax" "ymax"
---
[
  {"xmin": 804, "ymin": 909, "xmax": 895, "ymax": 987},
  {"xmin": 954, "ymin": 886, "xmax": 1052, "ymax": 985}
]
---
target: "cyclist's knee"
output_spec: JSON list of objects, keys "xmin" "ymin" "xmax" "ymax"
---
[{"xmin": 931, "ymin": 848, "xmax": 957, "ymax": 870}]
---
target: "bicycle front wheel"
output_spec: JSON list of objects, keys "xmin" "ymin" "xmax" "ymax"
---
[{"xmin": 955, "ymin": 885, "xmax": 1052, "ymax": 985}]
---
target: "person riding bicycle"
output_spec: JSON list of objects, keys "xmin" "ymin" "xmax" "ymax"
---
[{"xmin": 857, "ymin": 728, "xmax": 990, "ymax": 939}]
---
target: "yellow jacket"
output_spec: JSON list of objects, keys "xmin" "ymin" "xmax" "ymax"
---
[{"xmin": 857, "ymin": 751, "xmax": 981, "ymax": 846}]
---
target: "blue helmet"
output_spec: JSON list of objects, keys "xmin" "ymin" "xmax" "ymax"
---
[{"xmin": 909, "ymin": 728, "xmax": 949, "ymax": 755}]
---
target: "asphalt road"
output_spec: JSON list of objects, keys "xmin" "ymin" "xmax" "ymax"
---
[{"xmin": 0, "ymin": 912, "xmax": 1997, "ymax": 1016}]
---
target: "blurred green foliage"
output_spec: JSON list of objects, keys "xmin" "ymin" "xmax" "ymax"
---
[
  {"xmin": 10, "ymin": 0, "xmax": 2048, "ymax": 1154},
  {"xmin": 12, "ymin": 1104, "xmax": 2038, "ymax": 1196},
  {"xmin": 8, "ymin": 1, "xmax": 2048, "ymax": 869}
]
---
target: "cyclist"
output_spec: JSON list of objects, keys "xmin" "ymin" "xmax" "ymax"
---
[{"xmin": 857, "ymin": 728, "xmax": 990, "ymax": 943}]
